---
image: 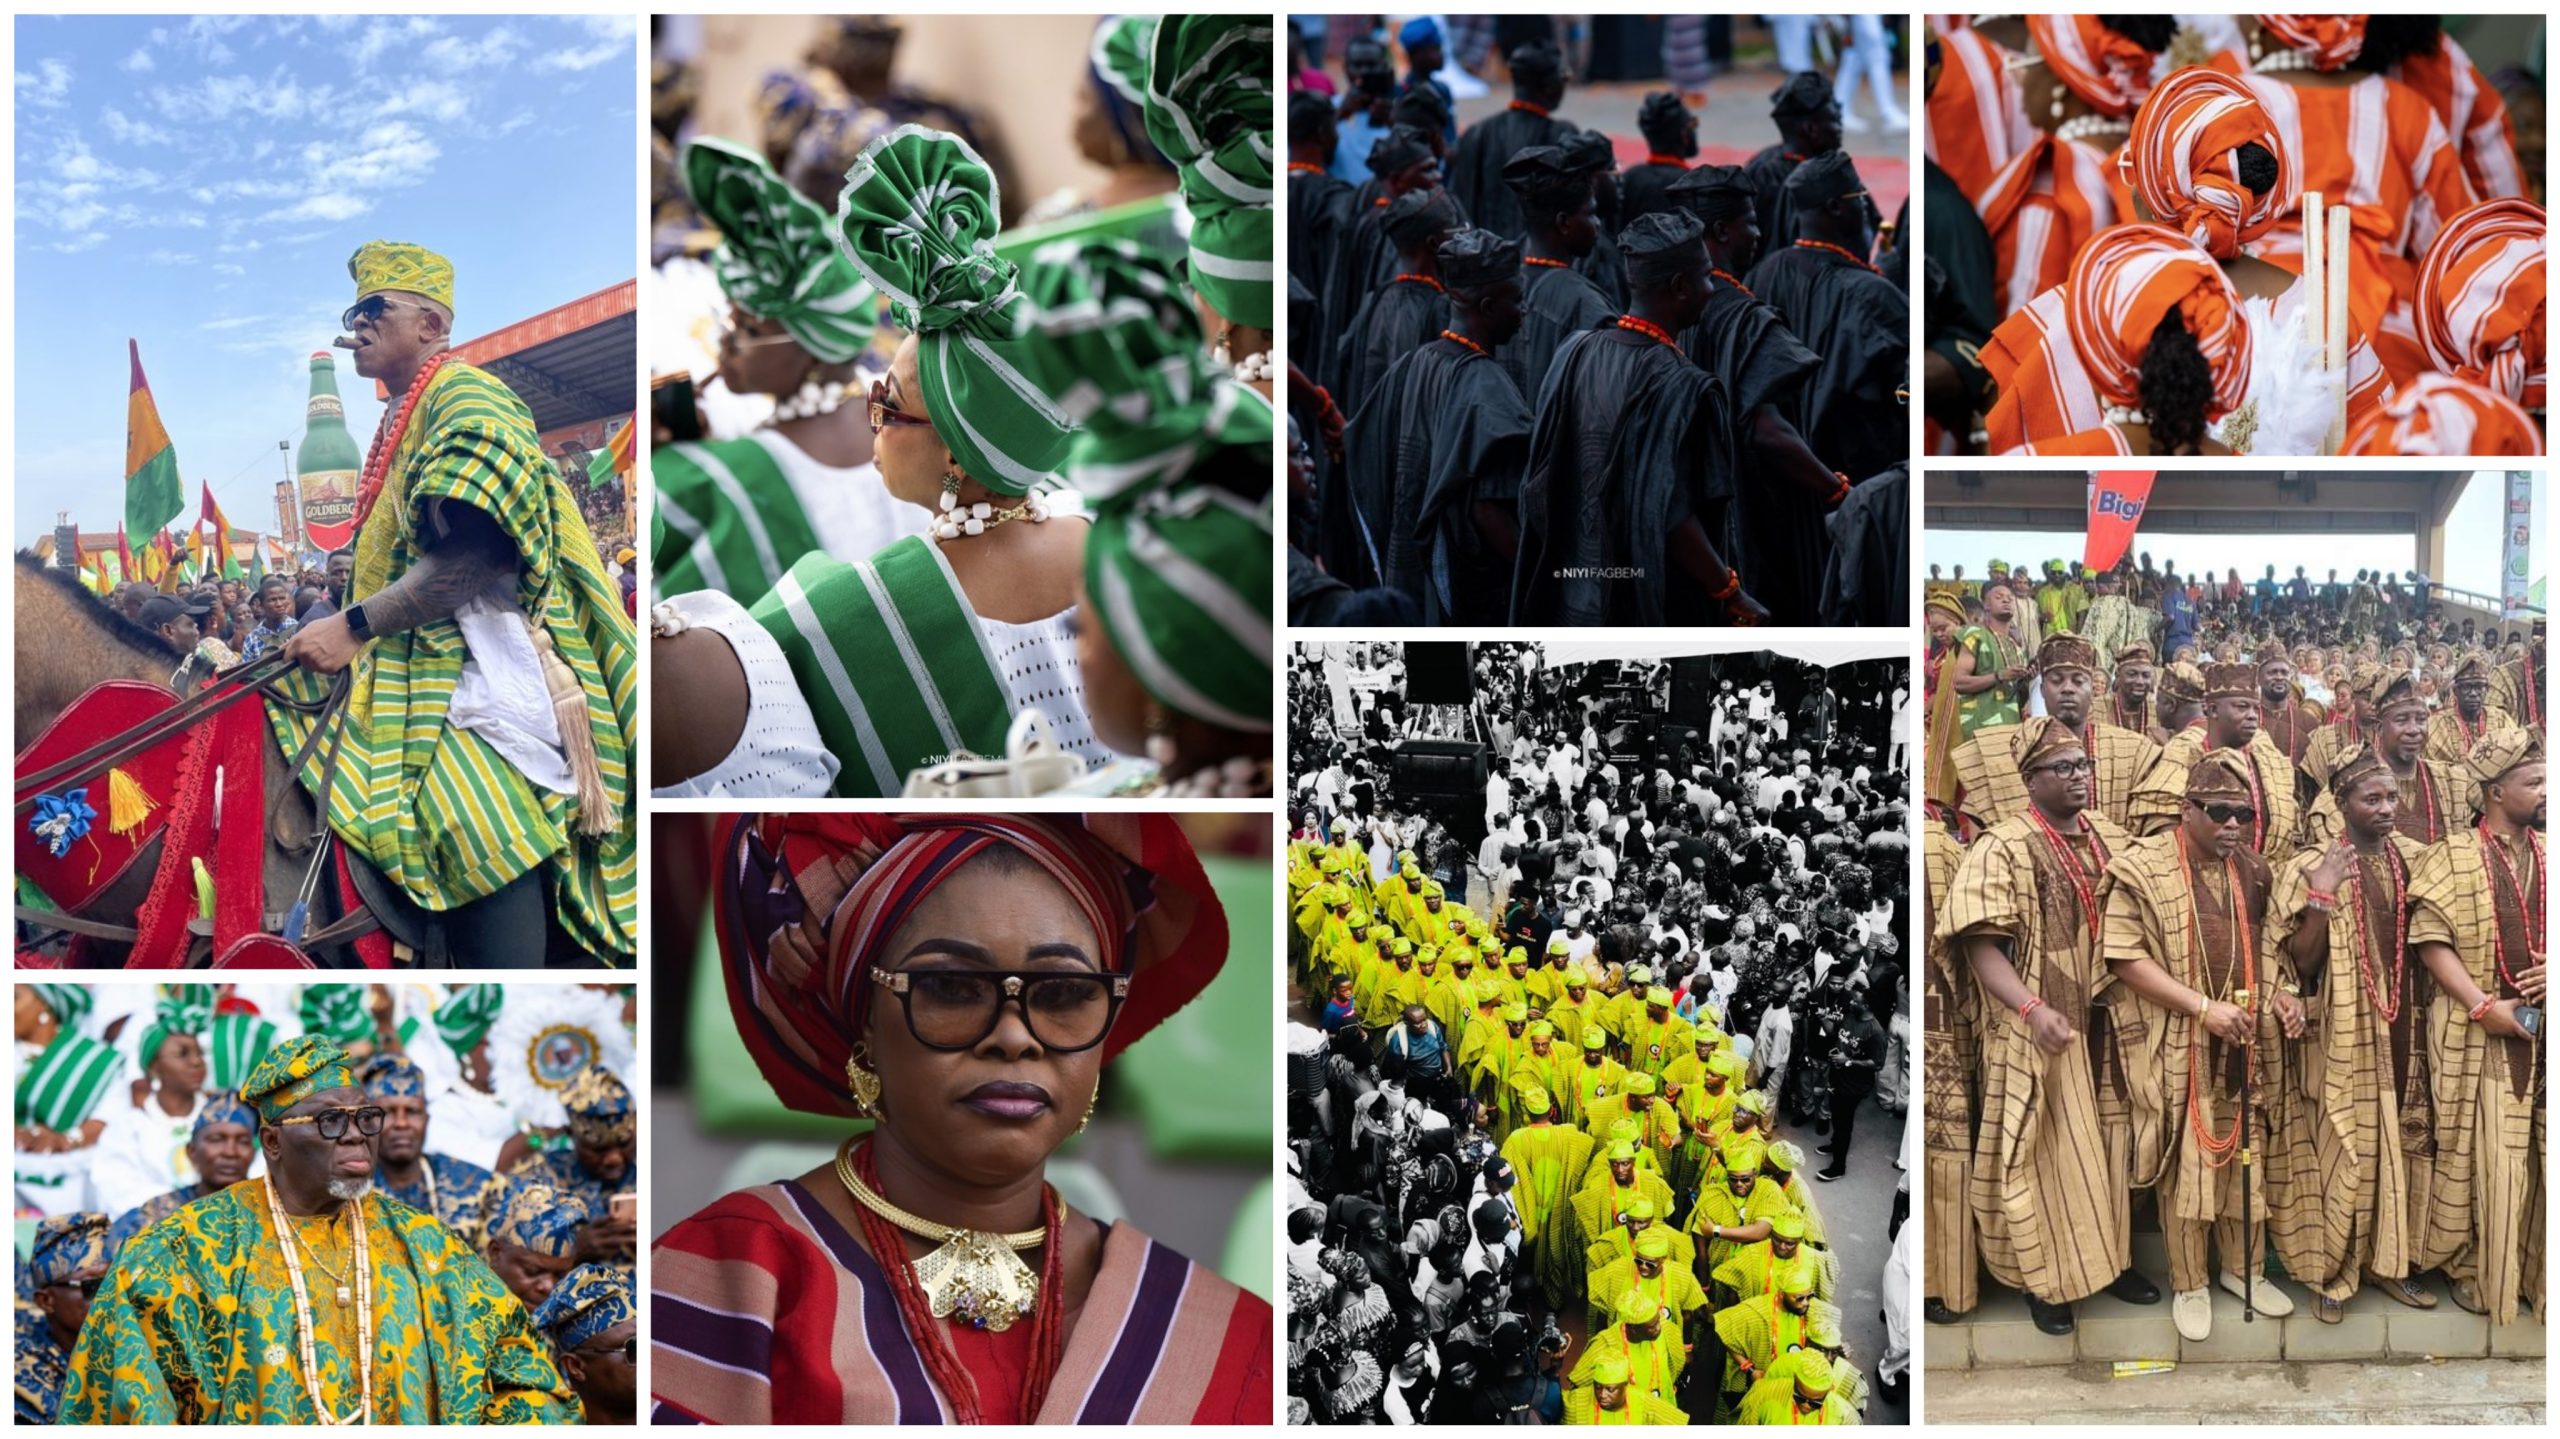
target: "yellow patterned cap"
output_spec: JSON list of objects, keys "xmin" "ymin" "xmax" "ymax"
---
[{"xmin": 348, "ymin": 240, "xmax": 455, "ymax": 312}]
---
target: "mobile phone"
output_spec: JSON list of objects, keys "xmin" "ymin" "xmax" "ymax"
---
[
  {"xmin": 611, "ymin": 1192, "xmax": 636, "ymax": 1224},
  {"xmin": 651, "ymin": 370, "xmax": 704, "ymax": 444},
  {"xmin": 2519, "ymin": 1005, "xmax": 2542, "ymax": 1040}
]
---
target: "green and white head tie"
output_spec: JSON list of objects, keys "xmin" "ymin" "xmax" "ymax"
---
[
  {"xmin": 1088, "ymin": 478, "xmax": 1273, "ymax": 736},
  {"xmin": 298, "ymin": 985, "xmax": 373, "ymax": 1046},
  {"xmin": 1143, "ymin": 16, "xmax": 1274, "ymax": 329},
  {"xmin": 28, "ymin": 984, "xmax": 91, "ymax": 1033},
  {"xmin": 208, "ymin": 1011, "xmax": 280, "ymax": 1093},
  {"xmin": 1092, "ymin": 15, "xmax": 1158, "ymax": 108},
  {"xmin": 684, "ymin": 136, "xmax": 878, "ymax": 365},
  {"xmin": 833, "ymin": 124, "xmax": 1076, "ymax": 495},
  {"xmin": 1018, "ymin": 237, "xmax": 1272, "ymax": 502},
  {"xmin": 16, "ymin": 1033, "xmax": 122, "ymax": 1132},
  {"xmin": 435, "ymin": 984, "xmax": 503, "ymax": 1054}
]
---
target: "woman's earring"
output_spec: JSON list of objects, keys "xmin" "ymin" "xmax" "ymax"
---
[
  {"xmin": 1144, "ymin": 702, "xmax": 1179, "ymax": 768},
  {"xmin": 1076, "ymin": 1088, "xmax": 1098, "ymax": 1136},
  {"xmin": 847, "ymin": 1045, "xmax": 884, "ymax": 1117}
]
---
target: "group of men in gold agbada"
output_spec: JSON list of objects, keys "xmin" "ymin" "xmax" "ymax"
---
[
  {"xmin": 1290, "ymin": 836, "xmax": 1865, "ymax": 1424},
  {"xmin": 1924, "ymin": 628, "xmax": 2545, "ymax": 1345}
]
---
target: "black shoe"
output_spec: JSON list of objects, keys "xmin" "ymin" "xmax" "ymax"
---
[
  {"xmin": 2027, "ymin": 1296, "xmax": 2076, "ymax": 1335},
  {"xmin": 1925, "ymin": 1297, "xmax": 1963, "ymax": 1326},
  {"xmin": 2106, "ymin": 1269, "xmax": 2162, "ymax": 1305},
  {"xmin": 1816, "ymin": 1143, "xmax": 1838, "ymax": 1157},
  {"xmin": 1815, "ymin": 1167, "xmax": 1845, "ymax": 1182}
]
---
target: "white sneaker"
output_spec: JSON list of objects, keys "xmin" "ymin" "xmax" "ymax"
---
[
  {"xmin": 2173, "ymin": 1286, "xmax": 2213, "ymax": 1341},
  {"xmin": 1879, "ymin": 108, "xmax": 1912, "ymax": 132},
  {"xmin": 2219, "ymin": 1270, "xmax": 2296, "ymax": 1317},
  {"xmin": 1840, "ymin": 111, "xmax": 1873, "ymax": 134}
]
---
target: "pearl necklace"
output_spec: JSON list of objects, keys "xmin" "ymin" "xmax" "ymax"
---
[
  {"xmin": 1156, "ymin": 754, "xmax": 1272, "ymax": 797},
  {"xmin": 767, "ymin": 377, "xmax": 852, "ymax": 424},
  {"xmin": 262, "ymin": 1178, "xmax": 374, "ymax": 1425},
  {"xmin": 2055, "ymin": 115, "xmax": 2129, "ymax": 147},
  {"xmin": 928, "ymin": 493, "xmax": 1052, "ymax": 545},
  {"xmin": 2103, "ymin": 404, "xmax": 2149, "ymax": 426},
  {"xmin": 1233, "ymin": 348, "xmax": 1273, "ymax": 384},
  {"xmin": 2252, "ymin": 48, "xmax": 2316, "ymax": 75}
]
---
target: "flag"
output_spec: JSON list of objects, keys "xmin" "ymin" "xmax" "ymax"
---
[
  {"xmin": 587, "ymin": 422, "xmax": 633, "ymax": 487},
  {"xmin": 197, "ymin": 480, "xmax": 243, "ymax": 582},
  {"xmin": 124, "ymin": 340, "xmax": 184, "ymax": 538},
  {"xmin": 2085, "ymin": 470, "xmax": 2158, "ymax": 573},
  {"xmin": 116, "ymin": 521, "xmax": 136, "ymax": 583}
]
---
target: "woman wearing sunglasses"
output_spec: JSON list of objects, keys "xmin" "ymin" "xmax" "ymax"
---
[{"xmin": 652, "ymin": 813, "xmax": 1272, "ymax": 1424}]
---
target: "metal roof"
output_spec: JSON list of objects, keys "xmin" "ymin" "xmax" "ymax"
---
[{"xmin": 379, "ymin": 280, "xmax": 636, "ymax": 433}]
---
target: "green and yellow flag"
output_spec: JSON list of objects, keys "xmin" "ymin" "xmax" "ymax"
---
[{"xmin": 124, "ymin": 339, "xmax": 184, "ymax": 539}]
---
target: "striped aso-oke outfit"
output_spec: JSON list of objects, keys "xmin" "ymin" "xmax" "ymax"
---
[
  {"xmin": 1939, "ymin": 717, "xmax": 2137, "ymax": 1306},
  {"xmin": 1973, "ymin": 16, "xmax": 2152, "ymax": 319},
  {"xmin": 2389, "ymin": 33, "xmax": 2529, "ymax": 202},
  {"xmin": 1982, "ymin": 223, "xmax": 2253, "ymax": 454},
  {"xmin": 2213, "ymin": 15, "xmax": 2479, "ymax": 382},
  {"xmin": 1142, "ymin": 16, "xmax": 1273, "ymax": 330},
  {"xmin": 2345, "ymin": 372, "xmax": 2544, "ymax": 456},
  {"xmin": 1924, "ymin": 24, "xmax": 2036, "ymax": 203},
  {"xmin": 1920, "ymin": 828, "xmax": 1979, "ymax": 1316},
  {"xmin": 654, "ymin": 812, "xmax": 1269, "ymax": 1423},
  {"xmin": 2415, "ymin": 198, "xmax": 2545, "ymax": 417}
]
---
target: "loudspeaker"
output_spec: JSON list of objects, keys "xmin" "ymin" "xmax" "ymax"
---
[
  {"xmin": 1403, "ymin": 644, "xmax": 1474, "ymax": 704},
  {"xmin": 1391, "ymin": 738, "xmax": 1487, "ymax": 798},
  {"xmin": 1670, "ymin": 656, "xmax": 1721, "ymax": 730}
]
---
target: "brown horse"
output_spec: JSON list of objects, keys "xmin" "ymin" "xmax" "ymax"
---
[{"xmin": 13, "ymin": 554, "xmax": 347, "ymax": 963}]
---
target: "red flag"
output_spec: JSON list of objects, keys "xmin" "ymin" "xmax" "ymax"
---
[
  {"xmin": 198, "ymin": 481, "xmax": 239, "ymax": 579},
  {"xmin": 116, "ymin": 521, "xmax": 136, "ymax": 582},
  {"xmin": 2085, "ymin": 470, "xmax": 2158, "ymax": 573}
]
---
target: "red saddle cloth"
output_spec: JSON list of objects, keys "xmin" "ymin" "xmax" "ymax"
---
[{"xmin": 14, "ymin": 681, "xmax": 186, "ymax": 913}]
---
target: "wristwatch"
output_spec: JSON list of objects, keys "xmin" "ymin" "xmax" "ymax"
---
[{"xmin": 344, "ymin": 603, "xmax": 373, "ymax": 641}]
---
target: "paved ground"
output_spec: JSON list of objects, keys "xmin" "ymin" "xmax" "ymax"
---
[
  {"xmin": 1925, "ymin": 1357, "xmax": 2546, "ymax": 1425},
  {"xmin": 1288, "ymin": 958, "xmax": 1911, "ymax": 1424}
]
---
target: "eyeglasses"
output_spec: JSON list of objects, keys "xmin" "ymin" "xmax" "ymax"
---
[
  {"xmin": 48, "ymin": 1276, "xmax": 105, "ymax": 1298},
  {"xmin": 272, "ymin": 1105, "xmax": 388, "ymax": 1140},
  {"xmin": 578, "ymin": 1337, "xmax": 638, "ymax": 1363},
  {"xmin": 340, "ymin": 294, "xmax": 429, "ymax": 331},
  {"xmin": 2029, "ymin": 758, "xmax": 2093, "ymax": 778},
  {"xmin": 868, "ymin": 377, "xmax": 936, "ymax": 436},
  {"xmin": 869, "ymin": 967, "xmax": 1130, "ymax": 1052},
  {"xmin": 2193, "ymin": 803, "xmax": 2259, "ymax": 826}
]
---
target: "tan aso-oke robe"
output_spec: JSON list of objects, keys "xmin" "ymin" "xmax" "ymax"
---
[
  {"xmin": 2406, "ymin": 829, "xmax": 2546, "ymax": 1325},
  {"xmin": 2261, "ymin": 836, "xmax": 2435, "ymax": 1303},
  {"xmin": 1921, "ymin": 826, "xmax": 1979, "ymax": 1315},
  {"xmin": 2301, "ymin": 756, "xmax": 2475, "ymax": 850},
  {"xmin": 2099, "ymin": 832, "xmax": 2290, "ymax": 1291},
  {"xmin": 1951, "ymin": 717, "xmax": 2160, "ymax": 833},
  {"xmin": 2423, "ymin": 704, "xmax": 2523, "ymax": 769},
  {"xmin": 1941, "ymin": 809, "xmax": 2137, "ymax": 1305},
  {"xmin": 2128, "ymin": 729, "xmax": 2304, "ymax": 870}
]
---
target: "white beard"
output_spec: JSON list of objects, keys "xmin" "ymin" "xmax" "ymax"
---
[{"xmin": 326, "ymin": 1176, "xmax": 374, "ymax": 1203}]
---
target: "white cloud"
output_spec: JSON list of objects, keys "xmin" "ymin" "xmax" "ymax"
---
[
  {"xmin": 421, "ymin": 25, "xmax": 521, "ymax": 73},
  {"xmin": 121, "ymin": 49, "xmax": 155, "ymax": 74},
  {"xmin": 201, "ymin": 314, "xmax": 266, "ymax": 331},
  {"xmin": 51, "ymin": 233, "xmax": 108, "ymax": 254},
  {"xmin": 16, "ymin": 58, "xmax": 73, "ymax": 108},
  {"xmin": 379, "ymin": 79, "xmax": 470, "ymax": 123},
  {"xmin": 152, "ymin": 70, "xmax": 342, "ymax": 125},
  {"xmin": 147, "ymin": 250, "xmax": 198, "ymax": 266},
  {"xmin": 537, "ymin": 17, "xmax": 635, "ymax": 72},
  {"xmin": 350, "ymin": 17, "xmax": 441, "ymax": 71},
  {"xmin": 102, "ymin": 107, "xmax": 175, "ymax": 146},
  {"xmin": 212, "ymin": 262, "xmax": 246, "ymax": 275},
  {"xmin": 261, "ymin": 192, "xmax": 372, "ymax": 223},
  {"xmin": 306, "ymin": 121, "xmax": 440, "ymax": 191}
]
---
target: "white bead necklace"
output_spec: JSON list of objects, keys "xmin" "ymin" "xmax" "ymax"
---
[
  {"xmin": 1232, "ymin": 348, "xmax": 1274, "ymax": 384},
  {"xmin": 263, "ymin": 1178, "xmax": 375, "ymax": 1426},
  {"xmin": 2251, "ymin": 48, "xmax": 2316, "ymax": 75},
  {"xmin": 927, "ymin": 491, "xmax": 1053, "ymax": 546},
  {"xmin": 2055, "ymin": 115, "xmax": 2129, "ymax": 148},
  {"xmin": 766, "ymin": 377, "xmax": 852, "ymax": 424}
]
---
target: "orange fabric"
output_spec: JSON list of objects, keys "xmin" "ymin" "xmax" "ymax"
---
[
  {"xmin": 1927, "ymin": 25, "xmax": 2037, "ymax": 203},
  {"xmin": 2416, "ymin": 198, "xmax": 2545, "ymax": 412},
  {"xmin": 1978, "ymin": 133, "xmax": 2130, "ymax": 318},
  {"xmin": 2125, "ymin": 66, "xmax": 2297, "ymax": 258},
  {"xmin": 2029, "ymin": 427, "xmax": 2137, "ymax": 455},
  {"xmin": 2344, "ymin": 372, "xmax": 2544, "ymax": 456},
  {"xmin": 2256, "ymin": 15, "xmax": 2367, "ymax": 72},
  {"xmin": 2027, "ymin": 15, "xmax": 2158, "ymax": 118},
  {"xmin": 2393, "ymin": 35, "xmax": 2528, "ymax": 201}
]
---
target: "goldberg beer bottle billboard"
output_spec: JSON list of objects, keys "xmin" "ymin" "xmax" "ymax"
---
[{"xmin": 296, "ymin": 351, "xmax": 362, "ymax": 553}]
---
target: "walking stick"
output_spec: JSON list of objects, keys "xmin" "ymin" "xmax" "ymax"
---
[{"xmin": 2239, "ymin": 1015, "xmax": 2257, "ymax": 1324}]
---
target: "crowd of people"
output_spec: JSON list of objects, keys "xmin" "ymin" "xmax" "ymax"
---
[
  {"xmin": 646, "ymin": 15, "xmax": 1273, "ymax": 799},
  {"xmin": 1921, "ymin": 560, "xmax": 2547, "ymax": 1348},
  {"xmin": 1284, "ymin": 643, "xmax": 1913, "ymax": 1424},
  {"xmin": 15, "ymin": 982, "xmax": 636, "ymax": 1424},
  {"xmin": 1286, "ymin": 20, "xmax": 1909, "ymax": 628},
  {"xmin": 1923, "ymin": 15, "xmax": 2545, "ymax": 457}
]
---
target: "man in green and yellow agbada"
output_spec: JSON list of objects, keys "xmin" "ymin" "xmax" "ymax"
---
[
  {"xmin": 277, "ymin": 242, "xmax": 636, "ymax": 964},
  {"xmin": 62, "ymin": 1036, "xmax": 576, "ymax": 1423}
]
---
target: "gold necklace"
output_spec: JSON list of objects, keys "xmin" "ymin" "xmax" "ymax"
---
[
  {"xmin": 262, "ymin": 1179, "xmax": 374, "ymax": 1425},
  {"xmin": 287, "ymin": 1209, "xmax": 357, "ymax": 1304},
  {"xmin": 834, "ymin": 1137, "xmax": 1048, "ymax": 1332}
]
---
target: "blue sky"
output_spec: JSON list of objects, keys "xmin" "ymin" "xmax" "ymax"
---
[{"xmin": 14, "ymin": 14, "xmax": 636, "ymax": 546}]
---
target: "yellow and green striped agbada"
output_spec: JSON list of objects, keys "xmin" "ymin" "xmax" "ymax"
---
[
  {"xmin": 61, "ymin": 1178, "xmax": 577, "ymax": 1424},
  {"xmin": 270, "ymin": 336, "xmax": 637, "ymax": 963}
]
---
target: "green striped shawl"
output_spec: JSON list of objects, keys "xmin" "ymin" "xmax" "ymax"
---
[
  {"xmin": 268, "ymin": 362, "xmax": 636, "ymax": 964},
  {"xmin": 18, "ymin": 1034, "xmax": 121, "ymax": 1131},
  {"xmin": 208, "ymin": 1013, "xmax": 280, "ymax": 1094},
  {"xmin": 747, "ymin": 536, "xmax": 1015, "ymax": 797},
  {"xmin": 1144, "ymin": 17, "xmax": 1275, "ymax": 328},
  {"xmin": 1087, "ymin": 458, "xmax": 1274, "ymax": 734},
  {"xmin": 650, "ymin": 435, "xmax": 824, "ymax": 604}
]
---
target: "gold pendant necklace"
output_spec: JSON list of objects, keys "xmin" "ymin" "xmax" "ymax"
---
[{"xmin": 835, "ymin": 1138, "xmax": 1048, "ymax": 1332}]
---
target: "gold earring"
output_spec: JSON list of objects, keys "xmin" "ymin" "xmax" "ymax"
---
[
  {"xmin": 1075, "ymin": 1088, "xmax": 1098, "ymax": 1135},
  {"xmin": 847, "ymin": 1046, "xmax": 883, "ymax": 1117}
]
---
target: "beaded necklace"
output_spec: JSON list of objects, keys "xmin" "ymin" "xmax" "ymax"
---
[
  {"xmin": 1509, "ymin": 100, "xmax": 1552, "ymax": 118},
  {"xmin": 352, "ymin": 351, "xmax": 453, "ymax": 533},
  {"xmin": 1286, "ymin": 161, "xmax": 1328, "ymax": 176},
  {"xmin": 2177, "ymin": 831, "xmax": 2254, "ymax": 1168},
  {"xmin": 261, "ymin": 1178, "xmax": 374, "ymax": 1425},
  {"xmin": 1710, "ymin": 268, "xmax": 1754, "ymax": 299},
  {"xmin": 2344, "ymin": 842, "xmax": 2410, "ymax": 1026},
  {"xmin": 1439, "ymin": 329, "xmax": 1487, "ymax": 358},
  {"xmin": 1392, "ymin": 273, "xmax": 1445, "ymax": 292},
  {"xmin": 2026, "ymin": 807, "xmax": 2109, "ymax": 940},
  {"xmin": 1643, "ymin": 153, "xmax": 1691, "ymax": 169},
  {"xmin": 2478, "ymin": 824, "xmax": 2546, "ymax": 986},
  {"xmin": 1616, "ymin": 315, "xmax": 1679, "ymax": 349},
  {"xmin": 1793, "ymin": 239, "xmax": 1876, "ymax": 273},
  {"xmin": 1522, "ymin": 255, "xmax": 1569, "ymax": 270}
]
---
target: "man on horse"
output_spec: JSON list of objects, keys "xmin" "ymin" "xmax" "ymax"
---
[{"xmin": 274, "ymin": 241, "xmax": 636, "ymax": 965}]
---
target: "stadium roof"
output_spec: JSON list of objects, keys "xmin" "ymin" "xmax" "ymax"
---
[
  {"xmin": 379, "ymin": 280, "xmax": 635, "ymax": 433},
  {"xmin": 1923, "ymin": 470, "xmax": 2475, "ymax": 537}
]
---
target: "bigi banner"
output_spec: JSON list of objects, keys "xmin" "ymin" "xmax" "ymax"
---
[{"xmin": 2085, "ymin": 470, "xmax": 2158, "ymax": 573}]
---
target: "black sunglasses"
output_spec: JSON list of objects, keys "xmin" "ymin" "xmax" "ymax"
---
[
  {"xmin": 870, "ymin": 967, "xmax": 1131, "ymax": 1052},
  {"xmin": 49, "ymin": 1275, "xmax": 106, "ymax": 1298},
  {"xmin": 579, "ymin": 1336, "xmax": 638, "ymax": 1363},
  {"xmin": 2193, "ymin": 802, "xmax": 2258, "ymax": 826},
  {"xmin": 273, "ymin": 1105, "xmax": 388, "ymax": 1141},
  {"xmin": 340, "ymin": 294, "xmax": 430, "ymax": 331}
]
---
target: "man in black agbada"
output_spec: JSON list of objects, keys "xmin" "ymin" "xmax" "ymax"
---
[
  {"xmin": 1742, "ymin": 70, "xmax": 1844, "ymax": 248},
  {"xmin": 1445, "ymin": 41, "xmax": 1572, "ymax": 240},
  {"xmin": 1322, "ymin": 125, "xmax": 1444, "ymax": 395},
  {"xmin": 1334, "ymin": 186, "xmax": 1462, "ymax": 418},
  {"xmin": 1341, "ymin": 227, "xmax": 1531, "ymax": 624},
  {"xmin": 1666, "ymin": 162, "xmax": 1851, "ymax": 625},
  {"xmin": 1290, "ymin": 91, "xmax": 1358, "ymax": 395},
  {"xmin": 1511, "ymin": 209, "xmax": 1769, "ymax": 628},
  {"xmin": 1557, "ymin": 128, "xmax": 1627, "ymax": 310},
  {"xmin": 1493, "ymin": 145, "xmax": 1615, "ymax": 409},
  {"xmin": 1619, "ymin": 91, "xmax": 1698, "ymax": 232},
  {"xmin": 1745, "ymin": 151, "xmax": 1908, "ymax": 489}
]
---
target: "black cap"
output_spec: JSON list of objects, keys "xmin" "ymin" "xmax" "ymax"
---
[
  {"xmin": 1784, "ymin": 149, "xmax": 1865, "ymax": 206},
  {"xmin": 1668, "ymin": 162, "xmax": 1755, "ymax": 223},
  {"xmin": 1500, "ymin": 144, "xmax": 1585, "ymax": 209},
  {"xmin": 1287, "ymin": 90, "xmax": 1334, "ymax": 141},
  {"xmin": 139, "ymin": 593, "xmax": 212, "ymax": 628},
  {"xmin": 1509, "ymin": 41, "xmax": 1563, "ymax": 85},
  {"xmin": 1437, "ymin": 227, "xmax": 1524, "ymax": 291},
  {"xmin": 1556, "ymin": 128, "xmax": 1613, "ymax": 176},
  {"xmin": 1382, "ymin": 186, "xmax": 1464, "ymax": 249},
  {"xmin": 1391, "ymin": 86, "xmax": 1449, "ymax": 131},
  {"xmin": 1365, "ymin": 125, "xmax": 1435, "ymax": 177},
  {"xmin": 1638, "ymin": 90, "xmax": 1691, "ymax": 140},
  {"xmin": 1771, "ymin": 69, "xmax": 1840, "ymax": 120},
  {"xmin": 1622, "ymin": 209, "xmax": 1708, "ymax": 288}
]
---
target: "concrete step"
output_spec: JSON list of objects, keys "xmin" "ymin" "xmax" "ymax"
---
[
  {"xmin": 1925, "ymin": 1356, "xmax": 2545, "ymax": 1425},
  {"xmin": 1928, "ymin": 1265, "xmax": 2544, "ymax": 1369}
]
